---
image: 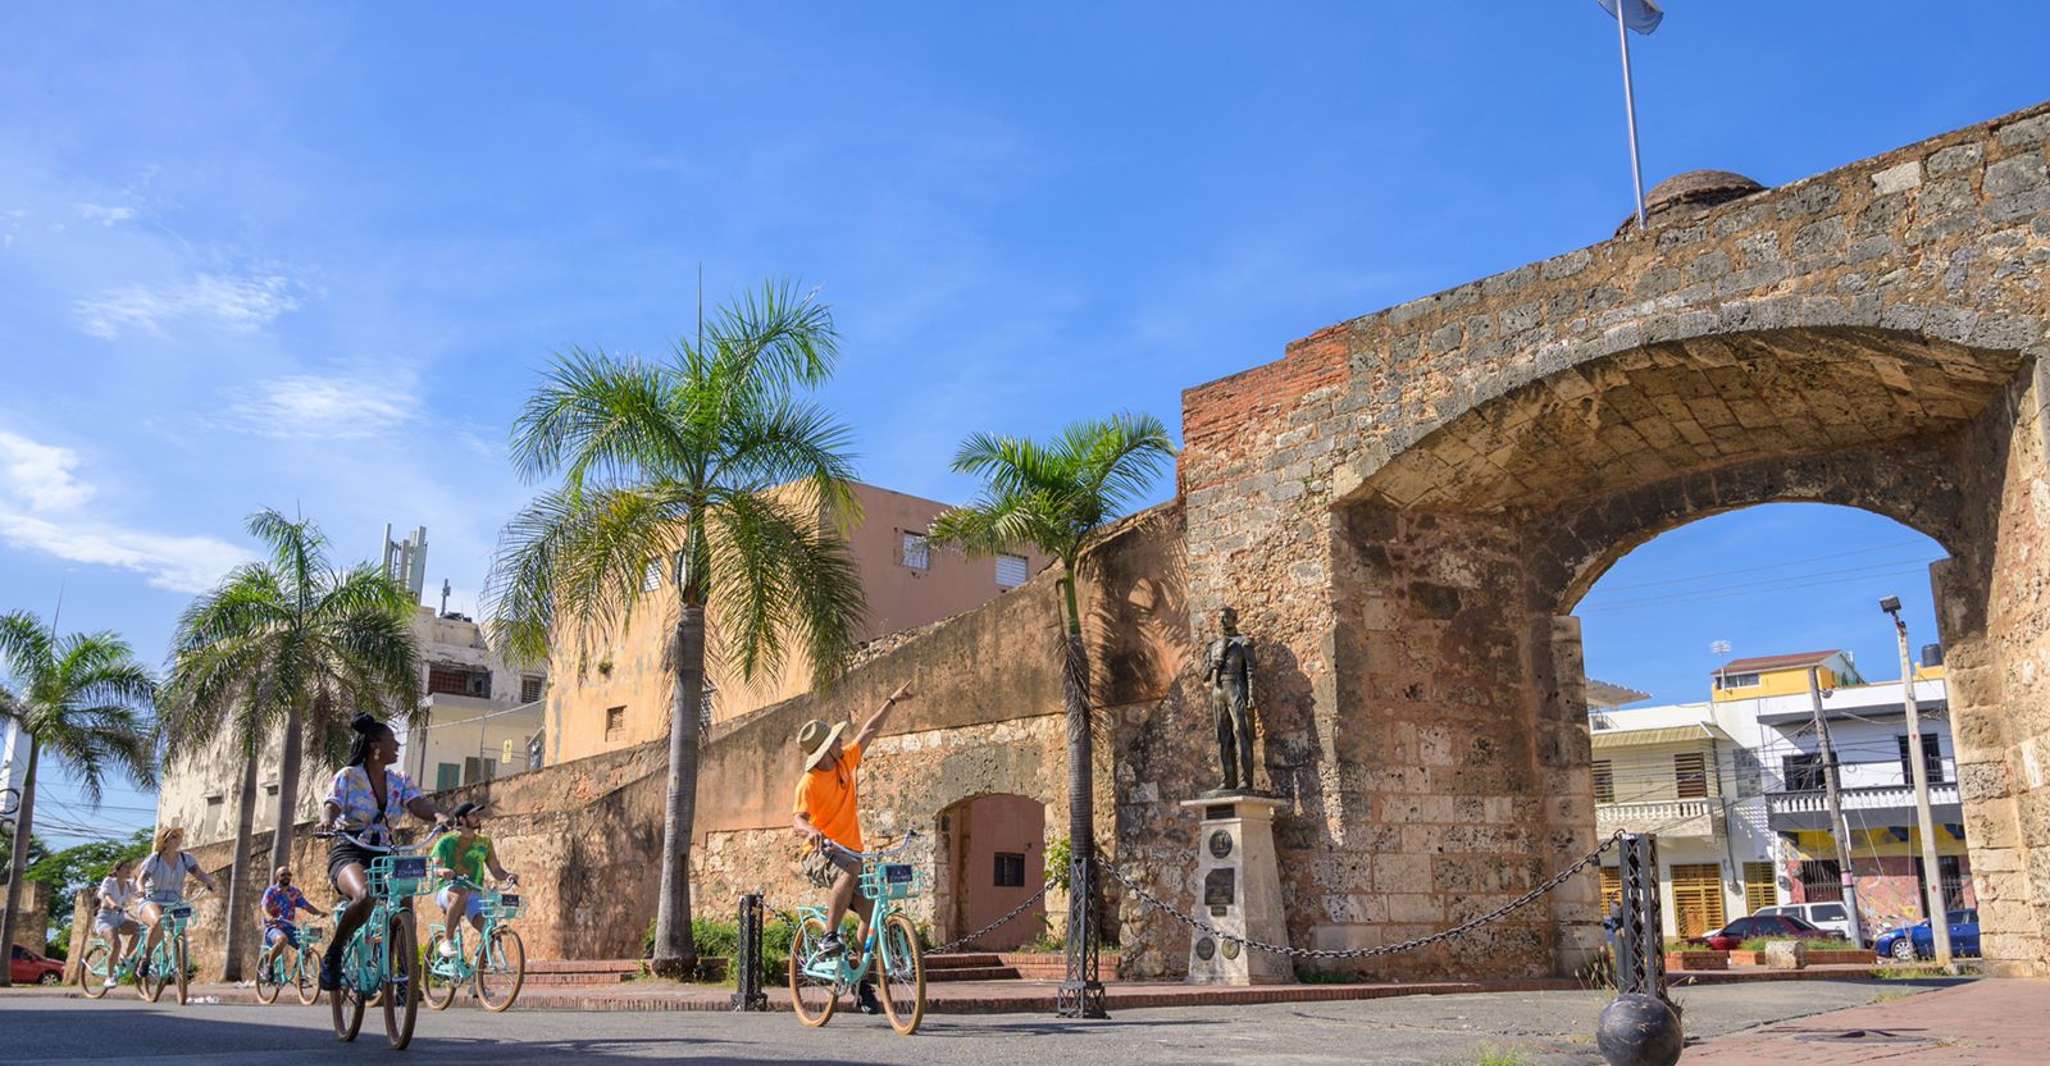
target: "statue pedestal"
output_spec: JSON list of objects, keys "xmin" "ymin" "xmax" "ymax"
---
[{"xmin": 1179, "ymin": 794, "xmax": 1292, "ymax": 985}]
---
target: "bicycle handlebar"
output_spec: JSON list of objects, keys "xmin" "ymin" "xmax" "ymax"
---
[{"xmin": 820, "ymin": 828, "xmax": 920, "ymax": 862}]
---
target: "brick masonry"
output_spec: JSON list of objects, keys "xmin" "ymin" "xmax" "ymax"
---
[{"xmin": 1173, "ymin": 101, "xmax": 2050, "ymax": 978}]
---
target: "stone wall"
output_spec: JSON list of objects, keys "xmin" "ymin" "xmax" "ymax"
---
[{"xmin": 1175, "ymin": 101, "xmax": 2050, "ymax": 977}]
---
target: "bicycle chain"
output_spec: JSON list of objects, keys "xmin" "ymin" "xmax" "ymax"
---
[{"xmin": 1098, "ymin": 830, "xmax": 1623, "ymax": 961}]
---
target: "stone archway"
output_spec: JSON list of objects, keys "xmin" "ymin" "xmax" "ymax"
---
[
  {"xmin": 934, "ymin": 793, "xmax": 1049, "ymax": 951},
  {"xmin": 1161, "ymin": 103, "xmax": 2050, "ymax": 979}
]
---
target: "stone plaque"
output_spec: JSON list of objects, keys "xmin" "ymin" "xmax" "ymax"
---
[
  {"xmin": 1208, "ymin": 829, "xmax": 1234, "ymax": 859},
  {"xmin": 1204, "ymin": 867, "xmax": 1236, "ymax": 907},
  {"xmin": 1204, "ymin": 804, "xmax": 1235, "ymax": 820},
  {"xmin": 1195, "ymin": 937, "xmax": 1216, "ymax": 961}
]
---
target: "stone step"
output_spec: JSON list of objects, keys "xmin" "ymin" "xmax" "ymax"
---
[
  {"xmin": 523, "ymin": 971, "xmax": 633, "ymax": 986},
  {"xmin": 526, "ymin": 959, "xmax": 643, "ymax": 975},
  {"xmin": 922, "ymin": 953, "xmax": 1004, "ymax": 969},
  {"xmin": 924, "ymin": 965, "xmax": 1023, "ymax": 982}
]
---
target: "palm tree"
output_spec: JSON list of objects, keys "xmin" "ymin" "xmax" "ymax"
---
[
  {"xmin": 926, "ymin": 413, "xmax": 1174, "ymax": 991},
  {"xmin": 0, "ymin": 612, "xmax": 157, "ymax": 987},
  {"xmin": 160, "ymin": 511, "xmax": 422, "ymax": 886},
  {"xmin": 488, "ymin": 279, "xmax": 866, "ymax": 978}
]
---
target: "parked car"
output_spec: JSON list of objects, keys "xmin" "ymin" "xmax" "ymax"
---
[
  {"xmin": 1751, "ymin": 901, "xmax": 1858, "ymax": 944},
  {"xmin": 1873, "ymin": 909, "xmax": 1981, "ymax": 961},
  {"xmin": 1691, "ymin": 913, "xmax": 1836, "ymax": 951},
  {"xmin": 9, "ymin": 945, "xmax": 64, "ymax": 985}
]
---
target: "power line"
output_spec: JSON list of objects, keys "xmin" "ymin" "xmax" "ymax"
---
[{"xmin": 1593, "ymin": 540, "xmax": 1938, "ymax": 594}]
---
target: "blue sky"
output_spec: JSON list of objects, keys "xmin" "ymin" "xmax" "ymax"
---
[{"xmin": 2, "ymin": 4, "xmax": 2042, "ymax": 846}]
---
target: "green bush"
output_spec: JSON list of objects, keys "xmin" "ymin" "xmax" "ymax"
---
[{"xmin": 1737, "ymin": 936, "xmax": 1859, "ymax": 952}]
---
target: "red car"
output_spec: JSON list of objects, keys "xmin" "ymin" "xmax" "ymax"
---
[
  {"xmin": 10, "ymin": 944, "xmax": 64, "ymax": 985},
  {"xmin": 1691, "ymin": 913, "xmax": 1836, "ymax": 951}
]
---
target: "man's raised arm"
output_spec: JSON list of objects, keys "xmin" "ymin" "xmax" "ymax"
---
[{"xmin": 850, "ymin": 683, "xmax": 914, "ymax": 750}]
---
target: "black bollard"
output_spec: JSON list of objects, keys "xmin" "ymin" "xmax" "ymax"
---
[
  {"xmin": 729, "ymin": 892, "xmax": 768, "ymax": 1011},
  {"xmin": 1596, "ymin": 993, "xmax": 1682, "ymax": 1066}
]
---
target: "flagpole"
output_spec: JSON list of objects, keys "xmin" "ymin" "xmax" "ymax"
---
[{"xmin": 1615, "ymin": 2, "xmax": 1648, "ymax": 230}]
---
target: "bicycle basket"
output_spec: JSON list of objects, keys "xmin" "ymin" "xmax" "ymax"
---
[
  {"xmin": 859, "ymin": 861, "xmax": 927, "ymax": 901},
  {"xmin": 370, "ymin": 853, "xmax": 430, "ymax": 897},
  {"xmin": 486, "ymin": 890, "xmax": 524, "ymax": 920}
]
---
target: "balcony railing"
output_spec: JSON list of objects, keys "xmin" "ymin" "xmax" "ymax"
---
[
  {"xmin": 1765, "ymin": 782, "xmax": 1963, "ymax": 831},
  {"xmin": 1595, "ymin": 798, "xmax": 1722, "ymax": 838}
]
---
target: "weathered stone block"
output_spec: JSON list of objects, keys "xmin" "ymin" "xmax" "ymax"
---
[{"xmin": 1763, "ymin": 940, "xmax": 1808, "ymax": 969}]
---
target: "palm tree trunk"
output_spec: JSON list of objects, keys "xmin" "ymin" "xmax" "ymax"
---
[
  {"xmin": 1058, "ymin": 569, "xmax": 1097, "ymax": 929},
  {"xmin": 270, "ymin": 707, "xmax": 304, "ymax": 873},
  {"xmin": 221, "ymin": 749, "xmax": 259, "ymax": 981},
  {"xmin": 650, "ymin": 606, "xmax": 703, "ymax": 979},
  {"xmin": 0, "ymin": 735, "xmax": 38, "ymax": 987}
]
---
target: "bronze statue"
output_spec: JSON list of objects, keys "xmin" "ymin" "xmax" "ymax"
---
[{"xmin": 1202, "ymin": 606, "xmax": 1258, "ymax": 793}]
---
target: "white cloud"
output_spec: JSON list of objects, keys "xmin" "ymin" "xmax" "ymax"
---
[
  {"xmin": 0, "ymin": 430, "xmax": 94, "ymax": 510},
  {"xmin": 0, "ymin": 429, "xmax": 252, "ymax": 593},
  {"xmin": 75, "ymin": 202, "xmax": 136, "ymax": 226},
  {"xmin": 220, "ymin": 374, "xmax": 420, "ymax": 439},
  {"xmin": 73, "ymin": 272, "xmax": 302, "ymax": 339}
]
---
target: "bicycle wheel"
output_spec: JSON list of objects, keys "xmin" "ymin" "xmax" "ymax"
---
[
  {"xmin": 295, "ymin": 945, "xmax": 321, "ymax": 1006},
  {"xmin": 421, "ymin": 930, "xmax": 457, "ymax": 1011},
  {"xmin": 255, "ymin": 948, "xmax": 281, "ymax": 1005},
  {"xmin": 78, "ymin": 941, "xmax": 112, "ymax": 999},
  {"xmin": 475, "ymin": 927, "xmax": 526, "ymax": 1013},
  {"xmin": 382, "ymin": 916, "xmax": 420, "ymax": 1050},
  {"xmin": 331, "ymin": 941, "xmax": 366, "ymax": 1042},
  {"xmin": 788, "ymin": 915, "xmax": 839, "ymax": 1027},
  {"xmin": 875, "ymin": 912, "xmax": 927, "ymax": 1036},
  {"xmin": 140, "ymin": 941, "xmax": 168, "ymax": 1003},
  {"xmin": 171, "ymin": 937, "xmax": 190, "ymax": 1006}
]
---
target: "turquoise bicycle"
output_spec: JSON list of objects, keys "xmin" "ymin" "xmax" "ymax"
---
[
  {"xmin": 254, "ymin": 925, "xmax": 325, "ymax": 1006},
  {"xmin": 421, "ymin": 877, "xmax": 527, "ymax": 1012},
  {"xmin": 76, "ymin": 902, "xmax": 198, "ymax": 1005},
  {"xmin": 788, "ymin": 831, "xmax": 929, "ymax": 1035},
  {"xmin": 321, "ymin": 829, "xmax": 429, "ymax": 1049}
]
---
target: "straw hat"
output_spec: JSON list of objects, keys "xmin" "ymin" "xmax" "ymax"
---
[{"xmin": 798, "ymin": 718, "xmax": 847, "ymax": 771}]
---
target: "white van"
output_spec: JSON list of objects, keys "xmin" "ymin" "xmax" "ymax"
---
[{"xmin": 1752, "ymin": 901, "xmax": 1858, "ymax": 944}]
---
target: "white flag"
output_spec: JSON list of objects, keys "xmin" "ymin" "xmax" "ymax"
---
[{"xmin": 1597, "ymin": 0, "xmax": 1664, "ymax": 34}]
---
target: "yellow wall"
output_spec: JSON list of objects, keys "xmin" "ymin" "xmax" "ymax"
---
[{"xmin": 1712, "ymin": 664, "xmax": 1851, "ymax": 702}]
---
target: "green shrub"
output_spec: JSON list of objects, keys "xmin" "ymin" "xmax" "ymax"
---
[{"xmin": 1737, "ymin": 936, "xmax": 1858, "ymax": 952}]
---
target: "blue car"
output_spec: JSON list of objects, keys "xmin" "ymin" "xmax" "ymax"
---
[{"xmin": 1873, "ymin": 908, "xmax": 1980, "ymax": 961}]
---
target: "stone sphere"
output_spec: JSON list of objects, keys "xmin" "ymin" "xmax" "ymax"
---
[{"xmin": 1596, "ymin": 993, "xmax": 1683, "ymax": 1066}]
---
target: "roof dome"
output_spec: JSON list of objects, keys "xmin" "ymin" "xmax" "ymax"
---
[{"xmin": 1617, "ymin": 169, "xmax": 1767, "ymax": 235}]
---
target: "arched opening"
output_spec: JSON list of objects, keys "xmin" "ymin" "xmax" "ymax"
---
[
  {"xmin": 1574, "ymin": 503, "xmax": 1974, "ymax": 945},
  {"xmin": 934, "ymin": 793, "xmax": 1048, "ymax": 951}
]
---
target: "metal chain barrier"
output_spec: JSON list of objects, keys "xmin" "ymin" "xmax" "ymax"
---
[
  {"xmin": 756, "ymin": 875, "xmax": 1057, "ymax": 963},
  {"xmin": 1098, "ymin": 830, "xmax": 1625, "ymax": 961}
]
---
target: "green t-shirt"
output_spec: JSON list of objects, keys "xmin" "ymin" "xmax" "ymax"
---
[{"xmin": 432, "ymin": 833, "xmax": 492, "ymax": 890}]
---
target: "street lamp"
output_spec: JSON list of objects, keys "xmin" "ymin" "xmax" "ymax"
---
[{"xmin": 1880, "ymin": 595, "xmax": 1954, "ymax": 970}]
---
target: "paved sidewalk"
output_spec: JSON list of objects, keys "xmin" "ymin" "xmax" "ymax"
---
[
  {"xmin": 33, "ymin": 962, "xmax": 1891, "ymax": 1013},
  {"xmin": 1686, "ymin": 977, "xmax": 2047, "ymax": 1065}
]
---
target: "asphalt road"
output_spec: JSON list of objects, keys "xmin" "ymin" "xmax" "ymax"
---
[{"xmin": 0, "ymin": 979, "xmax": 1957, "ymax": 1065}]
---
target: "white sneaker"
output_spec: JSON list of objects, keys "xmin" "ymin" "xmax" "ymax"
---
[
  {"xmin": 102, "ymin": 975, "xmax": 117, "ymax": 989},
  {"xmin": 438, "ymin": 939, "xmax": 459, "ymax": 958}
]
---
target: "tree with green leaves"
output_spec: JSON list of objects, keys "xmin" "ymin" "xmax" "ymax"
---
[
  {"xmin": 158, "ymin": 510, "xmax": 422, "ymax": 899},
  {"xmin": 488, "ymin": 280, "xmax": 866, "ymax": 978},
  {"xmin": 0, "ymin": 612, "xmax": 157, "ymax": 986},
  {"xmin": 23, "ymin": 829, "xmax": 151, "ymax": 957},
  {"xmin": 926, "ymin": 413, "xmax": 1174, "ymax": 981}
]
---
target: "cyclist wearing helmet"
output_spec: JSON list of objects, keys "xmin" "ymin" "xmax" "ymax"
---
[
  {"xmin": 430, "ymin": 801, "xmax": 517, "ymax": 957},
  {"xmin": 316, "ymin": 713, "xmax": 447, "ymax": 990}
]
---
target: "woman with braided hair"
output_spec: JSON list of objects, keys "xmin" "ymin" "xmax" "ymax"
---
[{"xmin": 315, "ymin": 713, "xmax": 448, "ymax": 990}]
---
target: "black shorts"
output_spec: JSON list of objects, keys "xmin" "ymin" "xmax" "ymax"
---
[{"xmin": 327, "ymin": 837, "xmax": 380, "ymax": 894}]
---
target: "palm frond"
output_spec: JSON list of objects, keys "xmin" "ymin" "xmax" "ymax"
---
[
  {"xmin": 705, "ymin": 487, "xmax": 865, "ymax": 687},
  {"xmin": 508, "ymin": 349, "xmax": 692, "ymax": 490}
]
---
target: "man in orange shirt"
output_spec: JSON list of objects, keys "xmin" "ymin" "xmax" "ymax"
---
[{"xmin": 794, "ymin": 682, "xmax": 914, "ymax": 980}]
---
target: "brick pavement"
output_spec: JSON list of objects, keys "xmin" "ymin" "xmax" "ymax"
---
[{"xmin": 1685, "ymin": 977, "xmax": 2048, "ymax": 1065}]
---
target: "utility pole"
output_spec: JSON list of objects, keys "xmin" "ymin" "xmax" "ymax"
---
[
  {"xmin": 1882, "ymin": 596, "xmax": 1954, "ymax": 970},
  {"xmin": 1807, "ymin": 666, "xmax": 1864, "ymax": 947}
]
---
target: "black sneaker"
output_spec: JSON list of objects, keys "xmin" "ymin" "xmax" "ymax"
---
[
  {"xmin": 319, "ymin": 951, "xmax": 342, "ymax": 991},
  {"xmin": 817, "ymin": 932, "xmax": 845, "ymax": 958},
  {"xmin": 856, "ymin": 982, "xmax": 884, "ymax": 1015}
]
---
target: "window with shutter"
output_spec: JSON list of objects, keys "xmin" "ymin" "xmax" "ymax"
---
[
  {"xmin": 605, "ymin": 705, "xmax": 626, "ymax": 742},
  {"xmin": 1592, "ymin": 760, "xmax": 1615, "ymax": 803},
  {"xmin": 1896, "ymin": 733, "xmax": 1944, "ymax": 784},
  {"xmin": 1743, "ymin": 861, "xmax": 1777, "ymax": 913},
  {"xmin": 521, "ymin": 676, "xmax": 545, "ymax": 703},
  {"xmin": 642, "ymin": 558, "xmax": 663, "ymax": 592},
  {"xmin": 995, "ymin": 553, "xmax": 1028, "ymax": 589},
  {"xmin": 993, "ymin": 852, "xmax": 1026, "ymax": 888},
  {"xmin": 1600, "ymin": 866, "xmax": 1621, "ymax": 911},
  {"xmin": 1669, "ymin": 863, "xmax": 1727, "ymax": 938},
  {"xmin": 1673, "ymin": 752, "xmax": 1708, "ymax": 799}
]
